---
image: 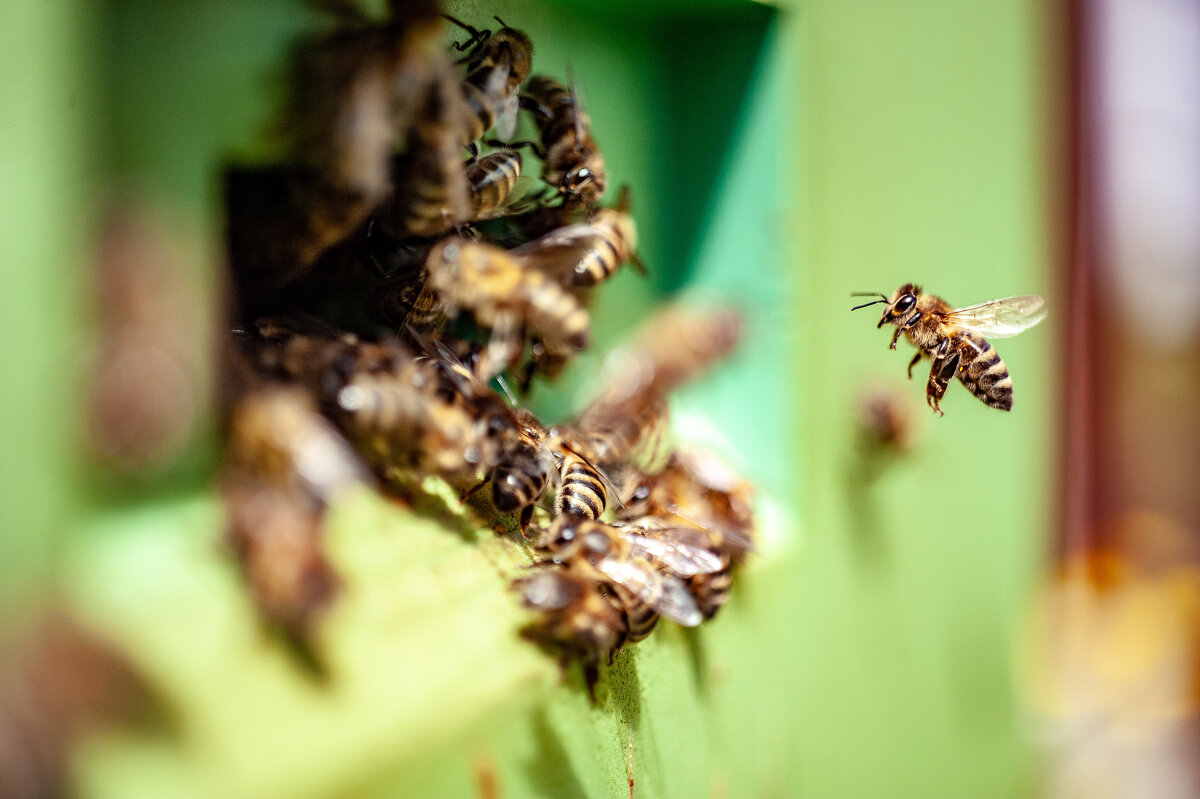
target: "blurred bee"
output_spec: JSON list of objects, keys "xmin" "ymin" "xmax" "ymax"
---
[
  {"xmin": 516, "ymin": 75, "xmax": 607, "ymax": 208},
  {"xmin": 225, "ymin": 0, "xmax": 445, "ymax": 309},
  {"xmin": 851, "ymin": 284, "xmax": 1047, "ymax": 415},
  {"xmin": 424, "ymin": 237, "xmax": 590, "ymax": 380},
  {"xmin": 331, "ymin": 353, "xmax": 510, "ymax": 483},
  {"xmin": 514, "ymin": 563, "xmax": 628, "ymax": 693},
  {"xmin": 445, "ymin": 16, "xmax": 534, "ymax": 146},
  {"xmin": 537, "ymin": 516, "xmax": 710, "ymax": 637},
  {"xmin": 374, "ymin": 56, "xmax": 473, "ymax": 240},
  {"xmin": 571, "ymin": 305, "xmax": 744, "ymax": 471},
  {"xmin": 511, "ymin": 185, "xmax": 641, "ymax": 287},
  {"xmin": 221, "ymin": 384, "xmax": 369, "ymax": 649}
]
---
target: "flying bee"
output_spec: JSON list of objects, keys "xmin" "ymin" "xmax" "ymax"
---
[
  {"xmin": 511, "ymin": 185, "xmax": 641, "ymax": 287},
  {"xmin": 516, "ymin": 75, "xmax": 606, "ymax": 208},
  {"xmin": 444, "ymin": 15, "xmax": 534, "ymax": 145},
  {"xmin": 424, "ymin": 237, "xmax": 590, "ymax": 380},
  {"xmin": 851, "ymin": 284, "xmax": 1047, "ymax": 415},
  {"xmin": 514, "ymin": 563, "xmax": 628, "ymax": 693},
  {"xmin": 537, "ymin": 516, "xmax": 707, "ymax": 633}
]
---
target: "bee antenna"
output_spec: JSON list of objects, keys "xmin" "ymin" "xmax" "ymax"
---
[
  {"xmin": 850, "ymin": 291, "xmax": 889, "ymax": 299},
  {"xmin": 493, "ymin": 15, "xmax": 509, "ymax": 29},
  {"xmin": 850, "ymin": 299, "xmax": 888, "ymax": 311}
]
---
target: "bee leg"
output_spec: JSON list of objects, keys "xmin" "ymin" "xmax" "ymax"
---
[
  {"xmin": 889, "ymin": 326, "xmax": 903, "ymax": 350},
  {"xmin": 503, "ymin": 137, "xmax": 549, "ymax": 160},
  {"xmin": 906, "ymin": 351, "xmax": 922, "ymax": 379},
  {"xmin": 925, "ymin": 339, "xmax": 959, "ymax": 416},
  {"xmin": 460, "ymin": 477, "xmax": 488, "ymax": 503},
  {"xmin": 518, "ymin": 505, "xmax": 534, "ymax": 533}
]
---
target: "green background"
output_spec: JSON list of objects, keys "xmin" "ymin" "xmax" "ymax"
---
[{"xmin": 0, "ymin": 0, "xmax": 1054, "ymax": 796}]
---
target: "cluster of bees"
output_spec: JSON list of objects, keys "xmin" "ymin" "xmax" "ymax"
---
[{"xmin": 220, "ymin": 0, "xmax": 755, "ymax": 688}]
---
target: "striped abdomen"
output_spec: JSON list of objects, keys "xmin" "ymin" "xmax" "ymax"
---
[
  {"xmin": 572, "ymin": 209, "xmax": 636, "ymax": 286},
  {"xmin": 956, "ymin": 334, "xmax": 1014, "ymax": 410},
  {"xmin": 687, "ymin": 568, "xmax": 733, "ymax": 621},
  {"xmin": 611, "ymin": 584, "xmax": 660, "ymax": 643},
  {"xmin": 522, "ymin": 270, "xmax": 590, "ymax": 351},
  {"xmin": 467, "ymin": 151, "xmax": 522, "ymax": 219},
  {"xmin": 492, "ymin": 441, "xmax": 551, "ymax": 513},
  {"xmin": 556, "ymin": 450, "xmax": 608, "ymax": 519}
]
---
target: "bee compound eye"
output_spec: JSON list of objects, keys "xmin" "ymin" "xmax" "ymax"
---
[{"xmin": 896, "ymin": 295, "xmax": 916, "ymax": 313}]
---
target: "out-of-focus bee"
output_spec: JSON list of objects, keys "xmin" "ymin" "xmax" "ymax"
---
[
  {"xmin": 537, "ymin": 516, "xmax": 710, "ymax": 633},
  {"xmin": 424, "ymin": 237, "xmax": 590, "ymax": 379},
  {"xmin": 332, "ymin": 354, "xmax": 508, "ymax": 482},
  {"xmin": 374, "ymin": 59, "xmax": 472, "ymax": 240},
  {"xmin": 444, "ymin": 15, "xmax": 534, "ymax": 146},
  {"xmin": 596, "ymin": 304, "xmax": 744, "ymax": 405},
  {"xmin": 517, "ymin": 75, "xmax": 607, "ymax": 207},
  {"xmin": 511, "ymin": 185, "xmax": 640, "ymax": 287},
  {"xmin": 570, "ymin": 305, "xmax": 744, "ymax": 473},
  {"xmin": 514, "ymin": 563, "xmax": 628, "ymax": 692},
  {"xmin": 0, "ymin": 612, "xmax": 159, "ymax": 799},
  {"xmin": 221, "ymin": 385, "xmax": 369, "ymax": 646},
  {"xmin": 851, "ymin": 284, "xmax": 1047, "ymax": 415},
  {"xmin": 225, "ymin": 0, "xmax": 445, "ymax": 309}
]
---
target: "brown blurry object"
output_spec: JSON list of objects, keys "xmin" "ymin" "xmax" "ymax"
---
[
  {"xmin": 221, "ymin": 385, "xmax": 369, "ymax": 655},
  {"xmin": 0, "ymin": 612, "xmax": 158, "ymax": 799},
  {"xmin": 86, "ymin": 201, "xmax": 206, "ymax": 477},
  {"xmin": 854, "ymin": 382, "xmax": 919, "ymax": 457},
  {"xmin": 1022, "ymin": 511, "xmax": 1200, "ymax": 798}
]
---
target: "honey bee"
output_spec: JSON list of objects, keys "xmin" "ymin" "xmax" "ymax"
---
[
  {"xmin": 332, "ymin": 354, "xmax": 509, "ymax": 482},
  {"xmin": 537, "ymin": 516, "xmax": 708, "ymax": 633},
  {"xmin": 619, "ymin": 448, "xmax": 755, "ymax": 619},
  {"xmin": 485, "ymin": 408, "xmax": 555, "ymax": 528},
  {"xmin": 466, "ymin": 149, "xmax": 532, "ymax": 222},
  {"xmin": 851, "ymin": 284, "xmax": 1047, "ymax": 415},
  {"xmin": 424, "ymin": 237, "xmax": 590, "ymax": 379},
  {"xmin": 221, "ymin": 385, "xmax": 369, "ymax": 646},
  {"xmin": 225, "ymin": 0, "xmax": 444, "ymax": 305},
  {"xmin": 444, "ymin": 15, "xmax": 533, "ymax": 145},
  {"xmin": 511, "ymin": 185, "xmax": 640, "ymax": 287},
  {"xmin": 514, "ymin": 563, "xmax": 629, "ymax": 692},
  {"xmin": 570, "ymin": 305, "xmax": 743, "ymax": 472},
  {"xmin": 517, "ymin": 75, "xmax": 606, "ymax": 207},
  {"xmin": 374, "ymin": 58, "xmax": 472, "ymax": 240}
]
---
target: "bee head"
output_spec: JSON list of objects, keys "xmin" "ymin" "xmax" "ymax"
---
[{"xmin": 851, "ymin": 284, "xmax": 920, "ymax": 328}]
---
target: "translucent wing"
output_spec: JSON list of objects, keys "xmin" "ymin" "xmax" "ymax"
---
[
  {"xmin": 510, "ymin": 221, "xmax": 603, "ymax": 282},
  {"xmin": 942, "ymin": 295, "xmax": 1047, "ymax": 338},
  {"xmin": 597, "ymin": 557, "xmax": 702, "ymax": 627},
  {"xmin": 619, "ymin": 528, "xmax": 724, "ymax": 577},
  {"xmin": 493, "ymin": 92, "xmax": 520, "ymax": 140}
]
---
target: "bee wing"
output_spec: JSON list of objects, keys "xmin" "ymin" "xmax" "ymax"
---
[
  {"xmin": 619, "ymin": 528, "xmax": 724, "ymax": 576},
  {"xmin": 510, "ymin": 222, "xmax": 602, "ymax": 281},
  {"xmin": 493, "ymin": 92, "xmax": 520, "ymax": 140},
  {"xmin": 597, "ymin": 556, "xmax": 703, "ymax": 627},
  {"xmin": 942, "ymin": 295, "xmax": 1047, "ymax": 338}
]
